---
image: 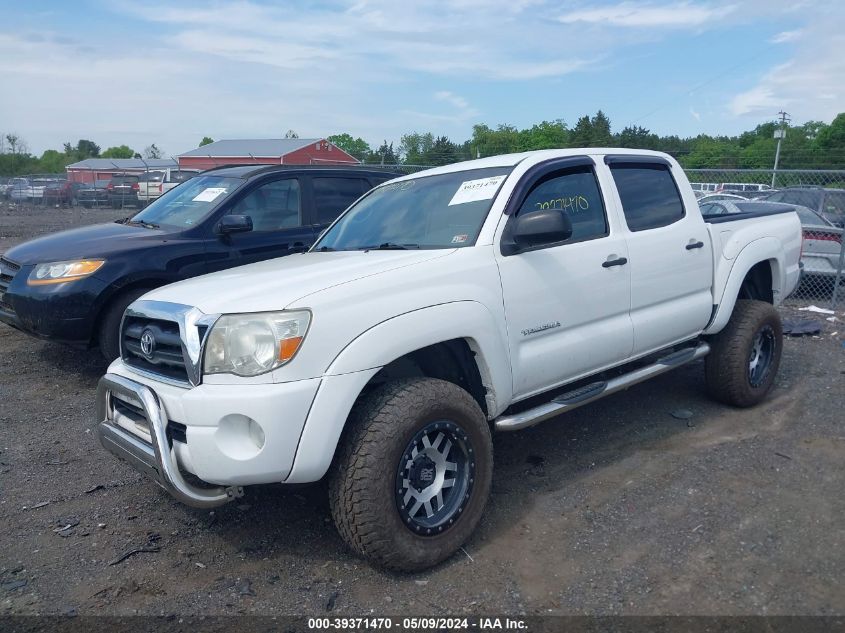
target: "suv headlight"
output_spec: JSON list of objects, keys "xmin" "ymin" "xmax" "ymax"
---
[
  {"xmin": 203, "ymin": 310, "xmax": 311, "ymax": 377},
  {"xmin": 28, "ymin": 259, "xmax": 105, "ymax": 285}
]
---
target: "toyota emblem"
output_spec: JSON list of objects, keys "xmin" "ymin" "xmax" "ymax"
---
[{"xmin": 140, "ymin": 329, "xmax": 156, "ymax": 358}]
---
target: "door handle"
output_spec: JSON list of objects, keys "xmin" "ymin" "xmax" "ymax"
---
[
  {"xmin": 602, "ymin": 256, "xmax": 628, "ymax": 268},
  {"xmin": 686, "ymin": 240, "xmax": 705, "ymax": 250}
]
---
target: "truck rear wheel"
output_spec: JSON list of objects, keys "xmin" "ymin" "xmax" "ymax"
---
[
  {"xmin": 705, "ymin": 299, "xmax": 783, "ymax": 407},
  {"xmin": 328, "ymin": 377, "xmax": 492, "ymax": 571}
]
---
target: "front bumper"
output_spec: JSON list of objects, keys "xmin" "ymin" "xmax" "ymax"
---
[
  {"xmin": 96, "ymin": 373, "xmax": 244, "ymax": 508},
  {"xmin": 0, "ymin": 267, "xmax": 105, "ymax": 345},
  {"xmin": 95, "ymin": 363, "xmax": 381, "ymax": 505}
]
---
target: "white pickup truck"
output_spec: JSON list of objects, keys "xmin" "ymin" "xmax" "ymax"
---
[{"xmin": 95, "ymin": 149, "xmax": 801, "ymax": 571}]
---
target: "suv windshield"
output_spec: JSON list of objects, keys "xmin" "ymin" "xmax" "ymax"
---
[
  {"xmin": 131, "ymin": 175, "xmax": 243, "ymax": 228},
  {"xmin": 314, "ymin": 167, "xmax": 512, "ymax": 251}
]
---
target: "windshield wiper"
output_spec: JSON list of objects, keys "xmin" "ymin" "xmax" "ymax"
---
[
  {"xmin": 361, "ymin": 242, "xmax": 420, "ymax": 251},
  {"xmin": 315, "ymin": 246, "xmax": 336, "ymax": 252},
  {"xmin": 125, "ymin": 220, "xmax": 160, "ymax": 229}
]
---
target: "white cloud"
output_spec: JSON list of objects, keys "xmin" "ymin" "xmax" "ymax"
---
[
  {"xmin": 770, "ymin": 29, "xmax": 802, "ymax": 43},
  {"xmin": 689, "ymin": 106, "xmax": 701, "ymax": 121},
  {"xmin": 558, "ymin": 1, "xmax": 736, "ymax": 28}
]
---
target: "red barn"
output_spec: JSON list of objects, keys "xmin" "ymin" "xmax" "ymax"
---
[{"xmin": 178, "ymin": 138, "xmax": 359, "ymax": 171}]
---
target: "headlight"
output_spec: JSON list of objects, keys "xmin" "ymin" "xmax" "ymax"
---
[
  {"xmin": 27, "ymin": 259, "xmax": 105, "ymax": 285},
  {"xmin": 203, "ymin": 310, "xmax": 311, "ymax": 377}
]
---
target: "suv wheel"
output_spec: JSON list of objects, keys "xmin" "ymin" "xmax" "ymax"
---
[
  {"xmin": 329, "ymin": 378, "xmax": 492, "ymax": 571},
  {"xmin": 98, "ymin": 287, "xmax": 154, "ymax": 362}
]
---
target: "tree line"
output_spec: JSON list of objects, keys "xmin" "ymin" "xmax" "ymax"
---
[
  {"xmin": 0, "ymin": 136, "xmax": 166, "ymax": 176},
  {"xmin": 330, "ymin": 111, "xmax": 845, "ymax": 170},
  {"xmin": 2, "ymin": 111, "xmax": 844, "ymax": 177}
]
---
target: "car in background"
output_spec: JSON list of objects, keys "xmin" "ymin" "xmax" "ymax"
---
[
  {"xmin": 697, "ymin": 193, "xmax": 749, "ymax": 203},
  {"xmin": 43, "ymin": 181, "xmax": 83, "ymax": 207},
  {"xmin": 717, "ymin": 182, "xmax": 773, "ymax": 196},
  {"xmin": 794, "ymin": 207, "xmax": 843, "ymax": 282},
  {"xmin": 699, "ymin": 199, "xmax": 842, "ymax": 282},
  {"xmin": 761, "ymin": 187, "xmax": 845, "ymax": 227},
  {"xmin": 0, "ymin": 178, "xmax": 13, "ymax": 199},
  {"xmin": 0, "ymin": 165, "xmax": 400, "ymax": 360},
  {"xmin": 690, "ymin": 182, "xmax": 718, "ymax": 198},
  {"xmin": 76, "ymin": 180, "xmax": 111, "ymax": 208},
  {"xmin": 137, "ymin": 169, "xmax": 199, "ymax": 206},
  {"xmin": 9, "ymin": 177, "xmax": 39, "ymax": 202},
  {"xmin": 107, "ymin": 174, "xmax": 141, "ymax": 209}
]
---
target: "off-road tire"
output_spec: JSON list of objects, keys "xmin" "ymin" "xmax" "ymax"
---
[
  {"xmin": 705, "ymin": 299, "xmax": 783, "ymax": 407},
  {"xmin": 328, "ymin": 377, "xmax": 493, "ymax": 571},
  {"xmin": 98, "ymin": 287, "xmax": 154, "ymax": 362}
]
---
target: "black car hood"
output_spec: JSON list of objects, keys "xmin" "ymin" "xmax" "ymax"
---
[{"xmin": 3, "ymin": 222, "xmax": 179, "ymax": 266}]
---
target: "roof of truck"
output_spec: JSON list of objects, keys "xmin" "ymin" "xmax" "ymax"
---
[{"xmin": 393, "ymin": 148, "xmax": 674, "ymax": 181}]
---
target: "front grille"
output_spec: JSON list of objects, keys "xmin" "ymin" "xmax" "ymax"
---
[
  {"xmin": 0, "ymin": 257, "xmax": 20, "ymax": 312},
  {"xmin": 122, "ymin": 315, "xmax": 190, "ymax": 384},
  {"xmin": 113, "ymin": 393, "xmax": 187, "ymax": 446}
]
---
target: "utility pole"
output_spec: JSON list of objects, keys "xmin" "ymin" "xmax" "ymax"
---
[{"xmin": 772, "ymin": 110, "xmax": 790, "ymax": 188}]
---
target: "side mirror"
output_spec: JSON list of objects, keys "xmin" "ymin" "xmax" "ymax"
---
[
  {"xmin": 511, "ymin": 208, "xmax": 573, "ymax": 251},
  {"xmin": 218, "ymin": 214, "xmax": 253, "ymax": 235}
]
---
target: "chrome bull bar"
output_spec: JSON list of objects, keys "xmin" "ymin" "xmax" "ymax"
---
[{"xmin": 95, "ymin": 373, "xmax": 242, "ymax": 508}]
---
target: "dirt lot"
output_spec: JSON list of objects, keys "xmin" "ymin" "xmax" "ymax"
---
[{"xmin": 1, "ymin": 201, "xmax": 844, "ymax": 617}]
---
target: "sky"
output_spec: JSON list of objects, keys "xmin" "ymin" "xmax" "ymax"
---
[{"xmin": 0, "ymin": 0, "xmax": 843, "ymax": 156}]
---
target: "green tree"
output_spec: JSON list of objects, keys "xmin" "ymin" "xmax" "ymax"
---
[
  {"xmin": 815, "ymin": 113, "xmax": 845, "ymax": 150},
  {"xmin": 425, "ymin": 136, "xmax": 460, "ymax": 166},
  {"xmin": 101, "ymin": 145, "xmax": 135, "ymax": 159},
  {"xmin": 569, "ymin": 115, "xmax": 593, "ymax": 146},
  {"xmin": 63, "ymin": 139, "xmax": 100, "ymax": 161},
  {"xmin": 590, "ymin": 111, "xmax": 612, "ymax": 146},
  {"xmin": 38, "ymin": 149, "xmax": 69, "ymax": 173},
  {"xmin": 365, "ymin": 141, "xmax": 399, "ymax": 165},
  {"xmin": 199, "ymin": 136, "xmax": 214, "ymax": 147},
  {"xmin": 327, "ymin": 133, "xmax": 371, "ymax": 160},
  {"xmin": 518, "ymin": 120, "xmax": 568, "ymax": 151},
  {"xmin": 284, "ymin": 129, "xmax": 299, "ymax": 139},
  {"xmin": 399, "ymin": 132, "xmax": 435, "ymax": 164},
  {"xmin": 616, "ymin": 125, "xmax": 659, "ymax": 150}
]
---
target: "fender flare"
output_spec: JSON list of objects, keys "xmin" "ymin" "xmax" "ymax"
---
[
  {"xmin": 705, "ymin": 237, "xmax": 782, "ymax": 335},
  {"xmin": 284, "ymin": 302, "xmax": 512, "ymax": 483}
]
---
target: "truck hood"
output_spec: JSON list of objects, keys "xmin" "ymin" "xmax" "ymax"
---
[
  {"xmin": 144, "ymin": 249, "xmax": 455, "ymax": 314},
  {"xmin": 3, "ymin": 222, "xmax": 175, "ymax": 266}
]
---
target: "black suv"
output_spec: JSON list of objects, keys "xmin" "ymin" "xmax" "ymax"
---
[
  {"xmin": 762, "ymin": 187, "xmax": 845, "ymax": 226},
  {"xmin": 0, "ymin": 165, "xmax": 398, "ymax": 359}
]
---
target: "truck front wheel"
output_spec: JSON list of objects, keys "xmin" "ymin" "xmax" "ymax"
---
[
  {"xmin": 705, "ymin": 299, "xmax": 783, "ymax": 407},
  {"xmin": 328, "ymin": 377, "xmax": 493, "ymax": 571}
]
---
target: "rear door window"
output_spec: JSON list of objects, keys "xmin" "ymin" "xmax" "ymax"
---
[
  {"xmin": 313, "ymin": 177, "xmax": 371, "ymax": 224},
  {"xmin": 610, "ymin": 164, "xmax": 685, "ymax": 231}
]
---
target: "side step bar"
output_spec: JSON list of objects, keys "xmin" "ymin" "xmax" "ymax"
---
[{"xmin": 494, "ymin": 342, "xmax": 710, "ymax": 432}]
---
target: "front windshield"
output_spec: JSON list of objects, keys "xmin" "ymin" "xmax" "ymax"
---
[
  {"xmin": 314, "ymin": 167, "xmax": 512, "ymax": 250},
  {"xmin": 131, "ymin": 175, "xmax": 243, "ymax": 228}
]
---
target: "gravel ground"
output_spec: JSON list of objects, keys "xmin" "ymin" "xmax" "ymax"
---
[{"xmin": 1, "ymin": 201, "xmax": 844, "ymax": 617}]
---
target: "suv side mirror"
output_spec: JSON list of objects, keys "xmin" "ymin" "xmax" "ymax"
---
[
  {"xmin": 510, "ymin": 208, "xmax": 573, "ymax": 251},
  {"xmin": 218, "ymin": 214, "xmax": 253, "ymax": 235}
]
